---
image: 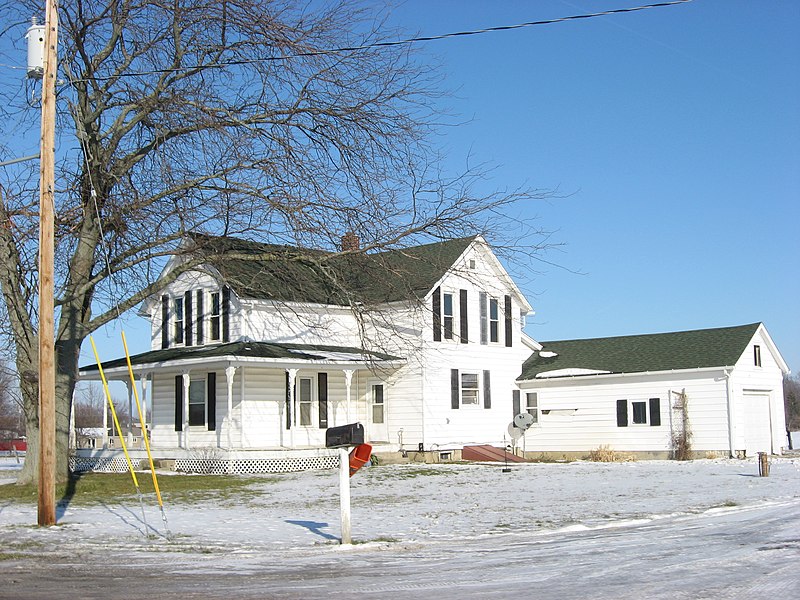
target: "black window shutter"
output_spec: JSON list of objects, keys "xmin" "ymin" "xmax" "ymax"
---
[
  {"xmin": 649, "ymin": 398, "xmax": 661, "ymax": 427},
  {"xmin": 513, "ymin": 389, "xmax": 521, "ymax": 417},
  {"xmin": 616, "ymin": 399, "xmax": 628, "ymax": 427},
  {"xmin": 318, "ymin": 372, "xmax": 328, "ymax": 429},
  {"xmin": 479, "ymin": 292, "xmax": 488, "ymax": 345},
  {"xmin": 161, "ymin": 295, "xmax": 170, "ymax": 349},
  {"xmin": 196, "ymin": 290, "xmax": 204, "ymax": 345},
  {"xmin": 450, "ymin": 369, "xmax": 460, "ymax": 409},
  {"xmin": 504, "ymin": 295, "xmax": 513, "ymax": 347},
  {"xmin": 483, "ymin": 370, "xmax": 491, "ymax": 409},
  {"xmin": 174, "ymin": 375, "xmax": 183, "ymax": 431},
  {"xmin": 207, "ymin": 372, "xmax": 216, "ymax": 431},
  {"xmin": 459, "ymin": 289, "xmax": 468, "ymax": 344},
  {"xmin": 432, "ymin": 286, "xmax": 442, "ymax": 342},
  {"xmin": 222, "ymin": 286, "xmax": 231, "ymax": 342},
  {"xmin": 184, "ymin": 290, "xmax": 193, "ymax": 347},
  {"xmin": 285, "ymin": 371, "xmax": 292, "ymax": 429}
]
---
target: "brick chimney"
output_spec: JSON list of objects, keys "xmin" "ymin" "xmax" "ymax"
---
[{"xmin": 341, "ymin": 231, "xmax": 360, "ymax": 252}]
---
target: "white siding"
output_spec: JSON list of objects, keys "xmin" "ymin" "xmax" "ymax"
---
[{"xmin": 518, "ymin": 371, "xmax": 731, "ymax": 453}]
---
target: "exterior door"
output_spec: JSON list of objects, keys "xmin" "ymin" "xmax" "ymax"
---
[
  {"xmin": 743, "ymin": 393, "xmax": 772, "ymax": 456},
  {"xmin": 368, "ymin": 382, "xmax": 388, "ymax": 442}
]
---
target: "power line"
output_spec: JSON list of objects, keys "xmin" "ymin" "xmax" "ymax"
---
[{"xmin": 75, "ymin": 0, "xmax": 692, "ymax": 82}]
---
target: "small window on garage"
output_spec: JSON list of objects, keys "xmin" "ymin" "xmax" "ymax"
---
[
  {"xmin": 632, "ymin": 401, "xmax": 647, "ymax": 424},
  {"xmin": 754, "ymin": 345, "xmax": 762, "ymax": 367}
]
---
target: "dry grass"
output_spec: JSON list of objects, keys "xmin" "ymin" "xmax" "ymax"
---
[{"xmin": 588, "ymin": 445, "xmax": 636, "ymax": 463}]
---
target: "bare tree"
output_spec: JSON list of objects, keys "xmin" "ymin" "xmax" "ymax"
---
[
  {"xmin": 0, "ymin": 1, "xmax": 552, "ymax": 484},
  {"xmin": 785, "ymin": 374, "xmax": 800, "ymax": 433},
  {"xmin": 0, "ymin": 361, "xmax": 24, "ymax": 439}
]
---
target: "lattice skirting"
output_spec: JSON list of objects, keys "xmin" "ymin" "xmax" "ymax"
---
[
  {"xmin": 70, "ymin": 454, "xmax": 339, "ymax": 474},
  {"xmin": 70, "ymin": 456, "xmax": 132, "ymax": 473}
]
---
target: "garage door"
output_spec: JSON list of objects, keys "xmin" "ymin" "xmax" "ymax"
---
[{"xmin": 743, "ymin": 393, "xmax": 772, "ymax": 456}]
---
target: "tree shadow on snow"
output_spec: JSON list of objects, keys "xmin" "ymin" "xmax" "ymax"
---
[
  {"xmin": 56, "ymin": 473, "xmax": 80, "ymax": 520},
  {"xmin": 285, "ymin": 519, "xmax": 339, "ymax": 541}
]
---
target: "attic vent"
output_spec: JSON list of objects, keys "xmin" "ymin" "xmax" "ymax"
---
[
  {"xmin": 468, "ymin": 259, "xmax": 476, "ymax": 269},
  {"xmin": 539, "ymin": 351, "xmax": 558, "ymax": 358}
]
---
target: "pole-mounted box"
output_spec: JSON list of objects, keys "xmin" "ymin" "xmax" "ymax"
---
[{"xmin": 25, "ymin": 17, "xmax": 46, "ymax": 80}]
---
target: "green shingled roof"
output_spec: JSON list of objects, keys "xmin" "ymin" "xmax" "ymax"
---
[
  {"xmin": 188, "ymin": 234, "xmax": 475, "ymax": 305},
  {"xmin": 519, "ymin": 323, "xmax": 761, "ymax": 380},
  {"xmin": 81, "ymin": 341, "xmax": 400, "ymax": 372}
]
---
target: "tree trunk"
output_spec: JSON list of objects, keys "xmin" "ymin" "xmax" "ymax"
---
[{"xmin": 16, "ymin": 342, "xmax": 80, "ymax": 485}]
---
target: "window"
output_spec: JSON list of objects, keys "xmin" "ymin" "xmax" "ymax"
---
[
  {"xmin": 188, "ymin": 378, "xmax": 205, "ymax": 426},
  {"xmin": 460, "ymin": 373, "xmax": 479, "ymax": 405},
  {"xmin": 754, "ymin": 345, "xmax": 762, "ymax": 367},
  {"xmin": 298, "ymin": 377, "xmax": 313, "ymax": 426},
  {"xmin": 489, "ymin": 298, "xmax": 499, "ymax": 343},
  {"xmin": 443, "ymin": 293, "xmax": 454, "ymax": 340},
  {"xmin": 372, "ymin": 384, "xmax": 385, "ymax": 424},
  {"xmin": 210, "ymin": 291, "xmax": 221, "ymax": 341},
  {"xmin": 617, "ymin": 398, "xmax": 661, "ymax": 427},
  {"xmin": 174, "ymin": 297, "xmax": 184, "ymax": 344},
  {"xmin": 526, "ymin": 392, "xmax": 539, "ymax": 423},
  {"xmin": 468, "ymin": 259, "xmax": 476, "ymax": 270},
  {"xmin": 632, "ymin": 401, "xmax": 647, "ymax": 424}
]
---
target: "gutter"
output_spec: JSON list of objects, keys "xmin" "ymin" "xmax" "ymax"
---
[{"xmin": 522, "ymin": 365, "xmax": 735, "ymax": 384}]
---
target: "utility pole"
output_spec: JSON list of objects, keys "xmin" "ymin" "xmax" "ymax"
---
[{"xmin": 38, "ymin": 0, "xmax": 58, "ymax": 527}]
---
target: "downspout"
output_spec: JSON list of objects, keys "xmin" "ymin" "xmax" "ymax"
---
[{"xmin": 723, "ymin": 369, "xmax": 735, "ymax": 458}]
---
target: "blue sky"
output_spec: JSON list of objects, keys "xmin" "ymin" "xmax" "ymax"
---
[
  {"xmin": 2, "ymin": 1, "xmax": 797, "ymax": 377},
  {"xmin": 375, "ymin": 0, "xmax": 798, "ymax": 372}
]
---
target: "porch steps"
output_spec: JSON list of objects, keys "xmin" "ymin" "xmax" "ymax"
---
[{"xmin": 462, "ymin": 444, "xmax": 528, "ymax": 463}]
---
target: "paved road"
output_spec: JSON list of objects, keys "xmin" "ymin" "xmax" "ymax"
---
[{"xmin": 3, "ymin": 501, "xmax": 799, "ymax": 599}]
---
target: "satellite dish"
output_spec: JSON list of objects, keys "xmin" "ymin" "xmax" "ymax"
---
[
  {"xmin": 513, "ymin": 412, "xmax": 535, "ymax": 430},
  {"xmin": 508, "ymin": 423, "xmax": 524, "ymax": 441}
]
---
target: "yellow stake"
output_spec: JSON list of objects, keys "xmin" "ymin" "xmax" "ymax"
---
[
  {"xmin": 120, "ymin": 331, "xmax": 166, "ymax": 509},
  {"xmin": 89, "ymin": 337, "xmax": 139, "ymax": 489}
]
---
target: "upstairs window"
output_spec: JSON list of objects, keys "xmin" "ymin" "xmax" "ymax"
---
[
  {"xmin": 489, "ymin": 298, "xmax": 500, "ymax": 343},
  {"xmin": 173, "ymin": 297, "xmax": 184, "ymax": 345},
  {"xmin": 443, "ymin": 293, "xmax": 454, "ymax": 340},
  {"xmin": 210, "ymin": 291, "xmax": 221, "ymax": 341},
  {"xmin": 754, "ymin": 345, "xmax": 762, "ymax": 367}
]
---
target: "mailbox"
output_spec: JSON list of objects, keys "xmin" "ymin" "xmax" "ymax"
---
[{"xmin": 325, "ymin": 422, "xmax": 365, "ymax": 448}]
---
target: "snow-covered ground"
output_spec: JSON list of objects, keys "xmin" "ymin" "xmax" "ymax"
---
[{"xmin": 2, "ymin": 456, "xmax": 799, "ymax": 598}]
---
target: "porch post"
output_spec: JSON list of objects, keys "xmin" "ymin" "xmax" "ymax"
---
[
  {"xmin": 102, "ymin": 392, "xmax": 108, "ymax": 449},
  {"xmin": 126, "ymin": 380, "xmax": 134, "ymax": 446},
  {"xmin": 182, "ymin": 372, "xmax": 191, "ymax": 449},
  {"xmin": 287, "ymin": 368, "xmax": 299, "ymax": 448},
  {"xmin": 225, "ymin": 365, "xmax": 237, "ymax": 449},
  {"xmin": 139, "ymin": 373, "xmax": 149, "ymax": 430},
  {"xmin": 344, "ymin": 369, "xmax": 354, "ymax": 423}
]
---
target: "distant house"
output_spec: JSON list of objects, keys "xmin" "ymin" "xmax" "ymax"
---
[
  {"xmin": 80, "ymin": 234, "xmax": 537, "ymax": 467},
  {"xmin": 516, "ymin": 323, "xmax": 789, "ymax": 459}
]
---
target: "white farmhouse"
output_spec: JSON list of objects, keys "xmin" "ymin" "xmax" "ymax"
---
[
  {"xmin": 81, "ymin": 233, "xmax": 537, "ymax": 469},
  {"xmin": 517, "ymin": 323, "xmax": 789, "ymax": 459},
  {"xmin": 79, "ymin": 234, "xmax": 789, "ymax": 471}
]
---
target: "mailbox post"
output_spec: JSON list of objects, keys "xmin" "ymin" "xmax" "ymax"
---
[{"xmin": 326, "ymin": 423, "xmax": 365, "ymax": 544}]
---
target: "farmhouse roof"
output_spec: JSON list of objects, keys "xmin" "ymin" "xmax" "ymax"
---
[
  {"xmin": 186, "ymin": 233, "xmax": 476, "ymax": 305},
  {"xmin": 519, "ymin": 323, "xmax": 763, "ymax": 380}
]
